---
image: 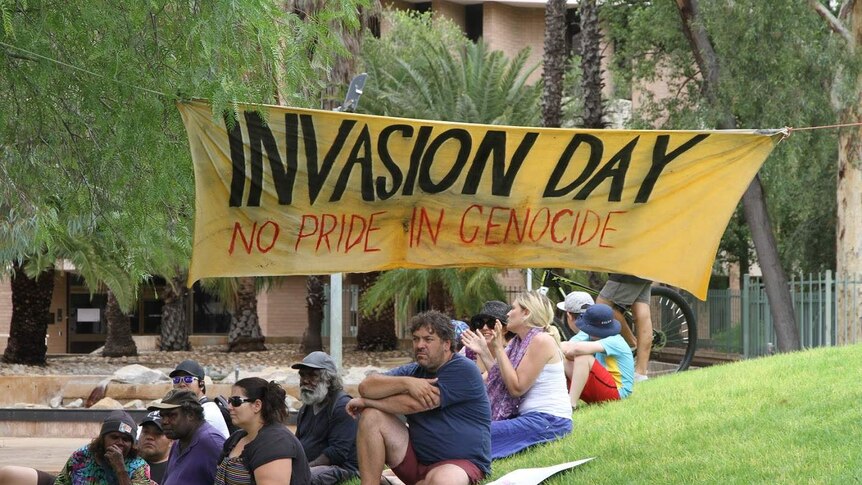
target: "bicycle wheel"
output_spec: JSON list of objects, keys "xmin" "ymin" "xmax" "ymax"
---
[{"xmin": 644, "ymin": 286, "xmax": 697, "ymax": 372}]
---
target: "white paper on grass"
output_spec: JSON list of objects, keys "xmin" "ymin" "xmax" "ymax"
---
[{"xmin": 485, "ymin": 457, "xmax": 595, "ymax": 485}]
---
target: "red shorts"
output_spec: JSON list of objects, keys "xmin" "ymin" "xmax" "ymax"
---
[
  {"xmin": 391, "ymin": 440, "xmax": 484, "ymax": 485},
  {"xmin": 579, "ymin": 359, "xmax": 621, "ymax": 403}
]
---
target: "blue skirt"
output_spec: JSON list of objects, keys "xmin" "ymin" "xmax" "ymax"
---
[{"xmin": 491, "ymin": 412, "xmax": 573, "ymax": 460}]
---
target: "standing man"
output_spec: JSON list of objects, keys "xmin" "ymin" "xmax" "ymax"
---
[
  {"xmin": 137, "ymin": 411, "xmax": 172, "ymax": 484},
  {"xmin": 292, "ymin": 351, "xmax": 358, "ymax": 485},
  {"xmin": 347, "ymin": 311, "xmax": 491, "ymax": 485},
  {"xmin": 597, "ymin": 274, "xmax": 652, "ymax": 382},
  {"xmin": 169, "ymin": 359, "xmax": 231, "ymax": 437},
  {"xmin": 149, "ymin": 389, "xmax": 225, "ymax": 485}
]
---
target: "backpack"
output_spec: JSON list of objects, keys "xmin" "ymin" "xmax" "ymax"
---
[{"xmin": 203, "ymin": 395, "xmax": 240, "ymax": 435}]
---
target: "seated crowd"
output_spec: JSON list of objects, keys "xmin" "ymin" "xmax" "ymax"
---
[{"xmin": 0, "ymin": 290, "xmax": 636, "ymax": 485}]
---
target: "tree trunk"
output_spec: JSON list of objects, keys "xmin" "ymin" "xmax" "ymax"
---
[
  {"xmin": 427, "ymin": 279, "xmax": 454, "ymax": 315},
  {"xmin": 303, "ymin": 275, "xmax": 325, "ymax": 353},
  {"xmin": 160, "ymin": 272, "xmax": 191, "ymax": 351},
  {"xmin": 356, "ymin": 271, "xmax": 398, "ymax": 351},
  {"xmin": 580, "ymin": 0, "xmax": 604, "ymax": 129},
  {"xmin": 542, "ymin": 0, "xmax": 567, "ymax": 128},
  {"xmin": 834, "ymin": 1, "xmax": 862, "ymax": 344},
  {"xmin": 676, "ymin": 0, "xmax": 800, "ymax": 351},
  {"xmin": 228, "ymin": 276, "xmax": 266, "ymax": 352},
  {"xmin": 2, "ymin": 263, "xmax": 54, "ymax": 365},
  {"xmin": 102, "ymin": 289, "xmax": 138, "ymax": 357},
  {"xmin": 740, "ymin": 176, "xmax": 800, "ymax": 351}
]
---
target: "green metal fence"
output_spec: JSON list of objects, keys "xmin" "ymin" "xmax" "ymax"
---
[{"xmin": 697, "ymin": 271, "xmax": 861, "ymax": 358}]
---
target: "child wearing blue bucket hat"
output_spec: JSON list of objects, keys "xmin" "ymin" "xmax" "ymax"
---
[{"xmin": 560, "ymin": 304, "xmax": 635, "ymax": 407}]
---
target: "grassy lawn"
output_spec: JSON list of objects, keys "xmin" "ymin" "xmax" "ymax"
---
[
  {"xmin": 491, "ymin": 344, "xmax": 862, "ymax": 484},
  {"xmin": 348, "ymin": 344, "xmax": 862, "ymax": 484}
]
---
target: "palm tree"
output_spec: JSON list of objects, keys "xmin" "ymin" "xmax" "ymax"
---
[
  {"xmin": 356, "ymin": 272, "xmax": 397, "ymax": 351},
  {"xmin": 580, "ymin": 0, "xmax": 604, "ymax": 129},
  {"xmin": 102, "ymin": 289, "xmax": 137, "ymax": 357},
  {"xmin": 355, "ymin": 11, "xmax": 543, "ymax": 333},
  {"xmin": 160, "ymin": 271, "xmax": 191, "ymax": 351},
  {"xmin": 542, "ymin": 0, "xmax": 568, "ymax": 128},
  {"xmin": 1, "ymin": 262, "xmax": 54, "ymax": 365},
  {"xmin": 360, "ymin": 268, "xmax": 507, "ymax": 326}
]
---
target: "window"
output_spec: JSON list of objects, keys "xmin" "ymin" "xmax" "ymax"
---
[{"xmin": 465, "ymin": 5, "xmax": 483, "ymax": 42}]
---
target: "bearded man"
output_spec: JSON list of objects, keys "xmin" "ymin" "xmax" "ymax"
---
[{"xmin": 292, "ymin": 351, "xmax": 358, "ymax": 485}]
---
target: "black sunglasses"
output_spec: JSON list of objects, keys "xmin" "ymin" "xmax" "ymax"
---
[
  {"xmin": 227, "ymin": 396, "xmax": 254, "ymax": 407},
  {"xmin": 172, "ymin": 376, "xmax": 197, "ymax": 384},
  {"xmin": 470, "ymin": 317, "xmax": 506, "ymax": 331}
]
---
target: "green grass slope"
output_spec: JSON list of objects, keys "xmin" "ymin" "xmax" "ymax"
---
[{"xmin": 492, "ymin": 344, "xmax": 862, "ymax": 484}]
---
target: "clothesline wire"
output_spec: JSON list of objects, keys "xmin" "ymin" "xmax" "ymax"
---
[
  {"xmin": 4, "ymin": 40, "xmax": 862, "ymax": 133},
  {"xmin": 0, "ymin": 41, "xmax": 169, "ymax": 98}
]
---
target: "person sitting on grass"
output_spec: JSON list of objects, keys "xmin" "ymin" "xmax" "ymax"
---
[
  {"xmin": 348, "ymin": 310, "xmax": 491, "ymax": 485},
  {"xmin": 561, "ymin": 303, "xmax": 635, "ymax": 408},
  {"xmin": 169, "ymin": 359, "xmax": 231, "ymax": 438},
  {"xmin": 149, "ymin": 389, "xmax": 225, "ymax": 485},
  {"xmin": 293, "ymin": 352, "xmax": 358, "ymax": 485},
  {"xmin": 137, "ymin": 411, "xmax": 172, "ymax": 484},
  {"xmin": 460, "ymin": 291, "xmax": 572, "ymax": 460},
  {"xmin": 55, "ymin": 410, "xmax": 156, "ymax": 485},
  {"xmin": 0, "ymin": 411, "xmax": 169, "ymax": 485},
  {"xmin": 214, "ymin": 377, "xmax": 311, "ymax": 485}
]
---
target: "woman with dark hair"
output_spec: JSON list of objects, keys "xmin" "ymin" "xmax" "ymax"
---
[
  {"xmin": 54, "ymin": 410, "xmax": 156, "ymax": 485},
  {"xmin": 214, "ymin": 377, "xmax": 311, "ymax": 485}
]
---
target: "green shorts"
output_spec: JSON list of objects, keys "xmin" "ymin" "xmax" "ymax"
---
[{"xmin": 599, "ymin": 280, "xmax": 651, "ymax": 306}]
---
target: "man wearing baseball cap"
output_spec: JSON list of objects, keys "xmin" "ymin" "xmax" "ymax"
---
[
  {"xmin": 169, "ymin": 359, "xmax": 230, "ymax": 438},
  {"xmin": 138, "ymin": 411, "xmax": 171, "ymax": 484},
  {"xmin": 561, "ymin": 304, "xmax": 634, "ymax": 408},
  {"xmin": 292, "ymin": 351, "xmax": 358, "ymax": 485},
  {"xmin": 149, "ymin": 389, "xmax": 225, "ymax": 485}
]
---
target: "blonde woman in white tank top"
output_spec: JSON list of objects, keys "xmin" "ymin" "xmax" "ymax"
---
[{"xmin": 461, "ymin": 291, "xmax": 572, "ymax": 459}]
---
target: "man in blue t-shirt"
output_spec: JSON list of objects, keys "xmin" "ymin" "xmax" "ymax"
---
[
  {"xmin": 561, "ymin": 303, "xmax": 635, "ymax": 407},
  {"xmin": 347, "ymin": 310, "xmax": 491, "ymax": 485}
]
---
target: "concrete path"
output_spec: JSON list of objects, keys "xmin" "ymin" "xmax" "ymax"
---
[{"xmin": 0, "ymin": 437, "xmax": 86, "ymax": 474}]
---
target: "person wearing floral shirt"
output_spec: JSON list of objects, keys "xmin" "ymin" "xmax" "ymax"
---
[{"xmin": 54, "ymin": 410, "xmax": 155, "ymax": 485}]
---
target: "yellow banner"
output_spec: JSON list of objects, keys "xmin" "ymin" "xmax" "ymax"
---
[{"xmin": 179, "ymin": 100, "xmax": 781, "ymax": 299}]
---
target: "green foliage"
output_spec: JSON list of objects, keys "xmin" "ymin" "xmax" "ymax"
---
[
  {"xmin": 360, "ymin": 9, "xmax": 542, "ymax": 126},
  {"xmin": 602, "ymin": 0, "xmax": 841, "ymax": 273},
  {"xmin": 0, "ymin": 0, "xmax": 366, "ymax": 308},
  {"xmin": 356, "ymin": 9, "xmax": 544, "ymax": 320},
  {"xmin": 360, "ymin": 268, "xmax": 507, "ymax": 323}
]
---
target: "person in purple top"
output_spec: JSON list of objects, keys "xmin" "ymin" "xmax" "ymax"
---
[{"xmin": 148, "ymin": 388, "xmax": 225, "ymax": 485}]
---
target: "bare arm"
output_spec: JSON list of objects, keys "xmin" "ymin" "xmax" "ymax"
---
[
  {"xmin": 460, "ymin": 329, "xmax": 497, "ymax": 374},
  {"xmin": 561, "ymin": 340, "xmax": 605, "ymax": 359},
  {"xmin": 358, "ymin": 373, "xmax": 439, "ymax": 409},
  {"xmin": 346, "ymin": 392, "xmax": 439, "ymax": 418},
  {"xmin": 492, "ymin": 326, "xmax": 558, "ymax": 397},
  {"xmin": 253, "ymin": 458, "xmax": 292, "ymax": 485}
]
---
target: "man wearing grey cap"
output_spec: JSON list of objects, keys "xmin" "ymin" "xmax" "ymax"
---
[
  {"xmin": 149, "ymin": 389, "xmax": 225, "ymax": 485},
  {"xmin": 293, "ymin": 351, "xmax": 358, "ymax": 485}
]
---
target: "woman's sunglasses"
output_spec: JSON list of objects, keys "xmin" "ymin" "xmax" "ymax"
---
[
  {"xmin": 172, "ymin": 376, "xmax": 197, "ymax": 384},
  {"xmin": 227, "ymin": 396, "xmax": 254, "ymax": 407},
  {"xmin": 470, "ymin": 318, "xmax": 506, "ymax": 331}
]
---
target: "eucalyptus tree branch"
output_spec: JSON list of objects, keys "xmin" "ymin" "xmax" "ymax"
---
[{"xmin": 807, "ymin": 0, "xmax": 853, "ymax": 47}]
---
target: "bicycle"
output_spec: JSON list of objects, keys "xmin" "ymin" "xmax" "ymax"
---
[{"xmin": 538, "ymin": 270, "xmax": 698, "ymax": 373}]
